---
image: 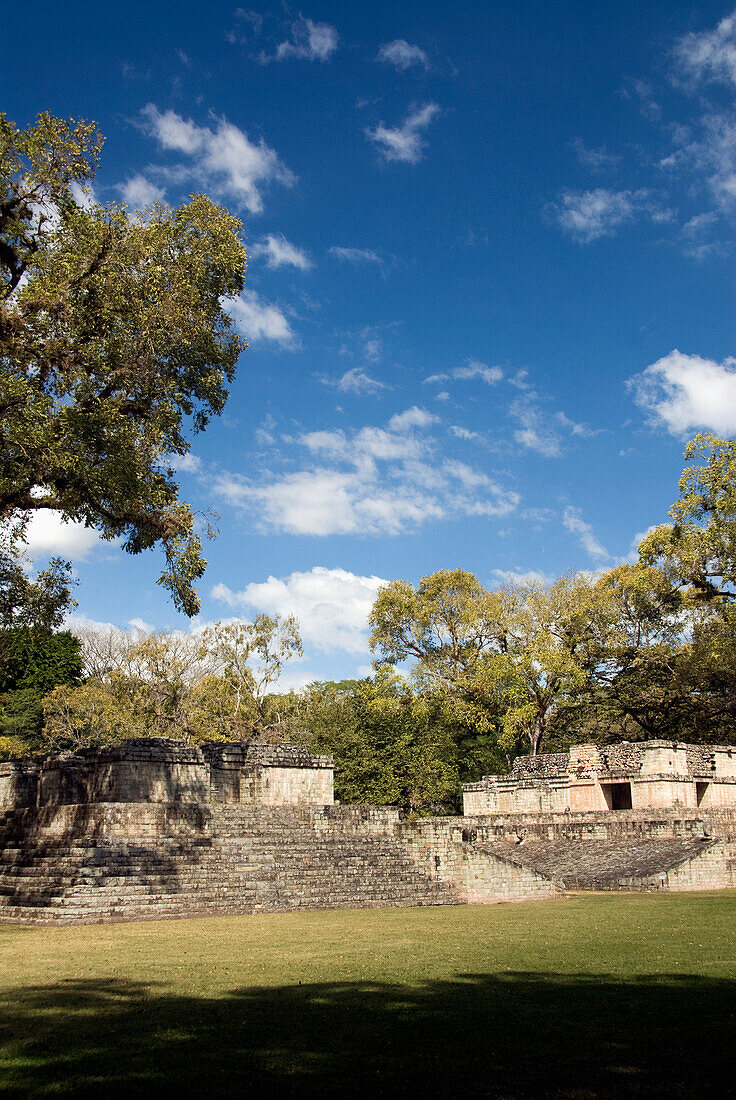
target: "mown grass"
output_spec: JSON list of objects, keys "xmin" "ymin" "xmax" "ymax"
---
[{"xmin": 1, "ymin": 891, "xmax": 735, "ymax": 1097}]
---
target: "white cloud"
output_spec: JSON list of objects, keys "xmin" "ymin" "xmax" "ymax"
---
[
  {"xmin": 140, "ymin": 106, "xmax": 203, "ymax": 153},
  {"xmin": 680, "ymin": 211, "xmax": 722, "ymax": 260},
  {"xmin": 377, "ymin": 40, "xmax": 429, "ymax": 70},
  {"xmin": 450, "ymin": 425, "xmax": 482, "ymax": 441},
  {"xmin": 216, "ymin": 468, "xmax": 439, "ymax": 536},
  {"xmin": 682, "ymin": 211, "xmax": 719, "ymax": 238},
  {"xmin": 168, "ymin": 453, "xmax": 201, "ymax": 474},
  {"xmin": 571, "ymin": 138, "xmax": 621, "ymax": 172},
  {"xmin": 698, "ymin": 114, "xmax": 736, "ymax": 212},
  {"xmin": 139, "ymin": 104, "xmax": 294, "ymax": 214},
  {"xmin": 513, "ymin": 427, "xmax": 561, "ymax": 458},
  {"xmin": 66, "ymin": 612, "xmax": 125, "ymax": 635},
  {"xmin": 674, "ymin": 10, "xmax": 736, "ymax": 88},
  {"xmin": 22, "ymin": 511, "xmax": 105, "ymax": 561},
  {"xmin": 227, "ymin": 8, "xmax": 264, "ymax": 43},
  {"xmin": 492, "ymin": 568, "xmax": 554, "ymax": 587},
  {"xmin": 212, "ymin": 410, "xmax": 519, "ymax": 537},
  {"xmin": 442, "ymin": 459, "xmax": 491, "ymax": 489},
  {"xmin": 656, "ymin": 112, "xmax": 736, "ymax": 219},
  {"xmin": 328, "ymin": 246, "xmax": 384, "ymax": 267},
  {"xmin": 225, "ymin": 289, "xmax": 295, "ymax": 347},
  {"xmin": 425, "ymin": 358, "xmax": 503, "ymax": 386},
  {"xmin": 250, "ymin": 233, "xmax": 312, "ymax": 270},
  {"xmin": 362, "ymin": 338, "xmax": 382, "ymax": 363},
  {"xmin": 330, "ymin": 368, "xmax": 387, "ymax": 395},
  {"xmin": 387, "ymin": 406, "xmax": 438, "ymax": 431},
  {"xmin": 212, "ymin": 566, "xmax": 386, "ymax": 654},
  {"xmin": 554, "ymin": 189, "xmax": 643, "ymax": 242},
  {"xmin": 272, "ymin": 17, "xmax": 338, "ymax": 62},
  {"xmin": 563, "ymin": 506, "xmax": 610, "ymax": 560},
  {"xmin": 509, "ymin": 398, "xmax": 562, "ymax": 458},
  {"xmin": 302, "ymin": 424, "xmax": 423, "ymax": 464},
  {"xmin": 651, "ymin": 10, "xmax": 736, "ymax": 217},
  {"xmin": 555, "ymin": 411, "xmax": 598, "ymax": 438},
  {"xmin": 630, "ymin": 349, "xmax": 736, "ymax": 436},
  {"xmin": 366, "ymin": 103, "xmax": 440, "ymax": 164},
  {"xmin": 69, "ymin": 181, "xmax": 98, "ymax": 210},
  {"xmin": 618, "ymin": 77, "xmax": 661, "ymax": 121},
  {"xmin": 128, "ymin": 616, "xmax": 155, "ymax": 633},
  {"xmin": 455, "ymin": 359, "xmax": 504, "ymax": 384},
  {"xmin": 120, "ymin": 174, "xmax": 165, "ymax": 209}
]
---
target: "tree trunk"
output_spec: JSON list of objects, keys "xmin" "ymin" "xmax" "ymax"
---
[{"xmin": 529, "ymin": 712, "xmax": 545, "ymax": 756}]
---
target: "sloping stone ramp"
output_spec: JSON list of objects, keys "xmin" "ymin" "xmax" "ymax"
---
[{"xmin": 473, "ymin": 836, "xmax": 736, "ymax": 891}]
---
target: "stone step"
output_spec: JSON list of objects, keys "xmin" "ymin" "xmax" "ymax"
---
[
  {"xmin": 0, "ymin": 885, "xmax": 456, "ymax": 917},
  {"xmin": 0, "ymin": 807, "xmax": 463, "ymax": 923}
]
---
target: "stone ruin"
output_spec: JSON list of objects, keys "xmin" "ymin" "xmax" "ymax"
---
[
  {"xmin": 0, "ymin": 737, "xmax": 734, "ymax": 924},
  {"xmin": 463, "ymin": 740, "xmax": 736, "ymax": 815}
]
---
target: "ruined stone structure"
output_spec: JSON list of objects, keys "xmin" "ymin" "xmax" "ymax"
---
[
  {"xmin": 462, "ymin": 739, "xmax": 734, "ymax": 818},
  {"xmin": 462, "ymin": 741, "xmax": 736, "ymax": 815},
  {"xmin": 0, "ymin": 738, "xmax": 734, "ymax": 924},
  {"xmin": 10, "ymin": 739, "xmax": 336, "ymax": 811},
  {"xmin": 457, "ymin": 741, "xmax": 736, "ymax": 894},
  {"xmin": 0, "ymin": 740, "xmax": 559, "ymax": 923}
]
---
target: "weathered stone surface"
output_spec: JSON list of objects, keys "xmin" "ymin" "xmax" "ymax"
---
[
  {"xmin": 0, "ymin": 804, "xmax": 458, "ymax": 924},
  {"xmin": 424, "ymin": 808, "xmax": 736, "ymax": 893},
  {"xmin": 1, "ymin": 739, "xmax": 335, "ymax": 811},
  {"xmin": 2, "ymin": 740, "xmax": 736, "ymax": 925},
  {"xmin": 464, "ymin": 740, "xmax": 736, "ymax": 815},
  {"xmin": 472, "ymin": 837, "xmax": 733, "ymax": 890}
]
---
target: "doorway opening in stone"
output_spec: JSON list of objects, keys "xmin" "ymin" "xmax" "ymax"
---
[
  {"xmin": 696, "ymin": 782, "xmax": 710, "ymax": 807},
  {"xmin": 601, "ymin": 782, "xmax": 633, "ymax": 810}
]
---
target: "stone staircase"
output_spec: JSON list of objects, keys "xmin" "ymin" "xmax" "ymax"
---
[{"xmin": 0, "ymin": 806, "xmax": 462, "ymax": 924}]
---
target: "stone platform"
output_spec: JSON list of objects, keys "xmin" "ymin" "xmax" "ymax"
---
[
  {"xmin": 1, "ymin": 739, "xmax": 735, "ymax": 924},
  {"xmin": 0, "ymin": 803, "xmax": 560, "ymax": 924}
]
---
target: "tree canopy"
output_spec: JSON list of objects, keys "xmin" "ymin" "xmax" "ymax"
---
[
  {"xmin": 0, "ymin": 112, "xmax": 248, "ymax": 615},
  {"xmin": 42, "ymin": 616, "xmax": 302, "ymax": 752},
  {"xmin": 639, "ymin": 433, "xmax": 736, "ymax": 608},
  {"xmin": 369, "ymin": 569, "xmax": 608, "ymax": 755}
]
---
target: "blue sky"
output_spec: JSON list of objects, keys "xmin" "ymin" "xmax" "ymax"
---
[{"xmin": 4, "ymin": 2, "xmax": 736, "ymax": 685}]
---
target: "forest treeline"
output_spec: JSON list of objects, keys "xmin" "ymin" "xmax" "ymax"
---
[{"xmin": 2, "ymin": 433, "xmax": 736, "ymax": 815}]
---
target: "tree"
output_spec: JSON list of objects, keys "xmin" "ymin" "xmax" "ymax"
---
[
  {"xmin": 0, "ymin": 626, "xmax": 82, "ymax": 751},
  {"xmin": 369, "ymin": 569, "xmax": 509, "ymax": 728},
  {"xmin": 295, "ymin": 673, "xmax": 477, "ymax": 814},
  {"xmin": 639, "ymin": 433, "xmax": 736, "ymax": 607},
  {"xmin": 0, "ymin": 545, "xmax": 75, "ymax": 632},
  {"xmin": 557, "ymin": 562, "xmax": 692, "ymax": 743},
  {"xmin": 1, "ymin": 112, "xmax": 248, "ymax": 615},
  {"xmin": 623, "ymin": 433, "xmax": 736, "ymax": 742},
  {"xmin": 370, "ymin": 569, "xmax": 609, "ymax": 756},
  {"xmin": 490, "ymin": 575, "xmax": 609, "ymax": 755},
  {"xmin": 42, "ymin": 630, "xmax": 213, "ymax": 750},
  {"xmin": 200, "ymin": 616, "xmax": 302, "ymax": 733},
  {"xmin": 41, "ymin": 617, "xmax": 303, "ymax": 751}
]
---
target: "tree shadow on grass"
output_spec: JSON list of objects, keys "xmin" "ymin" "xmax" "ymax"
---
[{"xmin": 0, "ymin": 970, "xmax": 734, "ymax": 1097}]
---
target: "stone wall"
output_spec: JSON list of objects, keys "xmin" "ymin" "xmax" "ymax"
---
[
  {"xmin": 455, "ymin": 806, "xmax": 736, "ymax": 844},
  {"xmin": 464, "ymin": 740, "xmax": 736, "ymax": 815},
  {"xmin": 395, "ymin": 817, "xmax": 563, "ymax": 903},
  {"xmin": 0, "ymin": 800, "xmax": 569, "ymax": 924},
  {"xmin": 400, "ymin": 809, "xmax": 736, "ymax": 894},
  {"xmin": 0, "ymin": 761, "xmax": 38, "ymax": 811},
  {"xmin": 0, "ymin": 739, "xmax": 334, "ymax": 811},
  {"xmin": 2, "ymin": 740, "xmax": 736, "ymax": 925}
]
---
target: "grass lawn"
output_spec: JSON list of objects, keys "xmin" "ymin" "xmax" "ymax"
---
[{"xmin": 1, "ymin": 891, "xmax": 734, "ymax": 1097}]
